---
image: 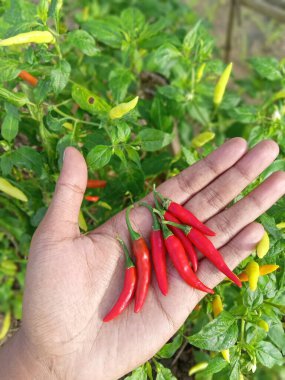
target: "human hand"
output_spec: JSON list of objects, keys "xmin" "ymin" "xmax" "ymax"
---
[{"xmin": 1, "ymin": 138, "xmax": 284, "ymax": 380}]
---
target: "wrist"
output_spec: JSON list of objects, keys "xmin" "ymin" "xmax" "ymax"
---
[{"xmin": 0, "ymin": 328, "xmax": 58, "ymax": 380}]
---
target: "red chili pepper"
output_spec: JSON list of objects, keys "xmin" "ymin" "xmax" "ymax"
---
[
  {"xmin": 140, "ymin": 202, "xmax": 168, "ymax": 295},
  {"xmin": 163, "ymin": 214, "xmax": 242, "ymax": 288},
  {"xmin": 153, "ymin": 194, "xmax": 198, "ymax": 271},
  {"xmin": 187, "ymin": 228, "xmax": 242, "ymax": 287},
  {"xmin": 87, "ymin": 179, "xmax": 107, "ymax": 189},
  {"xmin": 103, "ymin": 238, "xmax": 136, "ymax": 322},
  {"xmin": 160, "ymin": 222, "xmax": 214, "ymax": 294},
  {"xmin": 126, "ymin": 205, "xmax": 151, "ymax": 313},
  {"xmin": 155, "ymin": 190, "xmax": 215, "ymax": 236},
  {"xmin": 18, "ymin": 70, "xmax": 38, "ymax": 87},
  {"xmin": 85, "ymin": 195, "xmax": 100, "ymax": 202}
]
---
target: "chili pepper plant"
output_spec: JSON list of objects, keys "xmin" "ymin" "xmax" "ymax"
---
[{"xmin": 0, "ymin": 0, "xmax": 284, "ymax": 379}]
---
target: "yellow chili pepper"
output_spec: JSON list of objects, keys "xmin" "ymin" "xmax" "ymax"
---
[
  {"xmin": 188, "ymin": 362, "xmax": 208, "ymax": 376},
  {"xmin": 221, "ymin": 350, "xmax": 230, "ymax": 363},
  {"xmin": 258, "ymin": 320, "xmax": 269, "ymax": 332},
  {"xmin": 246, "ymin": 261, "xmax": 259, "ymax": 291},
  {"xmin": 212, "ymin": 295, "xmax": 223, "ymax": 317},
  {"xmin": 192, "ymin": 131, "xmax": 215, "ymax": 148},
  {"xmin": 0, "ymin": 31, "xmax": 55, "ymax": 46},
  {"xmin": 256, "ymin": 231, "xmax": 270, "ymax": 258},
  {"xmin": 109, "ymin": 96, "xmax": 139, "ymax": 120},
  {"xmin": 212, "ymin": 295, "xmax": 230, "ymax": 363},
  {"xmin": 0, "ymin": 311, "xmax": 11, "ymax": 340},
  {"xmin": 276, "ymin": 222, "xmax": 285, "ymax": 230},
  {"xmin": 213, "ymin": 62, "xmax": 233, "ymax": 106},
  {"xmin": 196, "ymin": 63, "xmax": 206, "ymax": 82},
  {"xmin": 238, "ymin": 264, "xmax": 279, "ymax": 282},
  {"xmin": 0, "ymin": 177, "xmax": 28, "ymax": 202}
]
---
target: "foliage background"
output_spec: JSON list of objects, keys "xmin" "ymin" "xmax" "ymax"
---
[{"xmin": 0, "ymin": 0, "xmax": 284, "ymax": 379}]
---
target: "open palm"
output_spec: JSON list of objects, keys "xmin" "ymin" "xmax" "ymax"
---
[{"xmin": 10, "ymin": 138, "xmax": 285, "ymax": 380}]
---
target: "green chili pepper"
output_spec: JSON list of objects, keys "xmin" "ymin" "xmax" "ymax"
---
[
  {"xmin": 213, "ymin": 62, "xmax": 233, "ymax": 106},
  {"xmin": 0, "ymin": 87, "xmax": 29, "ymax": 107},
  {"xmin": 109, "ymin": 96, "xmax": 139, "ymax": 119},
  {"xmin": 0, "ymin": 31, "xmax": 55, "ymax": 46}
]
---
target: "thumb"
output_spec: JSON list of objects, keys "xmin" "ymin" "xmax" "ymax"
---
[{"xmin": 41, "ymin": 147, "xmax": 87, "ymax": 238}]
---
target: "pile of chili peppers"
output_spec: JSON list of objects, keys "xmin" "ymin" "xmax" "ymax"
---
[{"xmin": 103, "ymin": 187, "xmax": 242, "ymax": 322}]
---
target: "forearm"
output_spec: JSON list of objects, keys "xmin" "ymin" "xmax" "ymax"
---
[{"xmin": 0, "ymin": 329, "xmax": 55, "ymax": 380}]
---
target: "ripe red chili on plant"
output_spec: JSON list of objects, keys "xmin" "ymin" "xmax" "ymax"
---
[
  {"xmin": 18, "ymin": 70, "xmax": 38, "ymax": 87},
  {"xmin": 87, "ymin": 179, "xmax": 107, "ymax": 189},
  {"xmin": 103, "ymin": 238, "xmax": 136, "ymax": 322},
  {"xmin": 85, "ymin": 195, "xmax": 100, "ymax": 202},
  {"xmin": 126, "ymin": 205, "xmax": 151, "ymax": 313}
]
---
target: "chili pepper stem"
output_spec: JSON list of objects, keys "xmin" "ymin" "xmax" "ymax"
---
[
  {"xmin": 139, "ymin": 202, "xmax": 160, "ymax": 230},
  {"xmin": 117, "ymin": 237, "xmax": 134, "ymax": 269},
  {"xmin": 126, "ymin": 205, "xmax": 141, "ymax": 241}
]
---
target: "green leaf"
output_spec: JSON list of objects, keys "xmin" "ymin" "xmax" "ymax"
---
[
  {"xmin": 249, "ymin": 57, "xmax": 282, "ymax": 81},
  {"xmin": 228, "ymin": 106, "xmax": 257, "ymax": 123},
  {"xmin": 0, "ymin": 58, "xmax": 20, "ymax": 82},
  {"xmin": 156, "ymin": 362, "xmax": 177, "ymax": 380},
  {"xmin": 1, "ymin": 104, "xmax": 19, "ymax": 142},
  {"xmin": 109, "ymin": 68, "xmax": 134, "ymax": 102},
  {"xmin": 268, "ymin": 323, "xmax": 285, "ymax": 354},
  {"xmin": 0, "ymin": 146, "xmax": 43, "ymax": 176},
  {"xmin": 125, "ymin": 146, "xmax": 141, "ymax": 167},
  {"xmin": 72, "ymin": 84, "xmax": 110, "ymax": 115},
  {"xmin": 83, "ymin": 17, "xmax": 123, "ymax": 48},
  {"xmin": 50, "ymin": 60, "xmax": 71, "ymax": 94},
  {"xmin": 120, "ymin": 7, "xmax": 145, "ymax": 37},
  {"xmin": 138, "ymin": 128, "xmax": 172, "ymax": 152},
  {"xmin": 183, "ymin": 20, "xmax": 201, "ymax": 54},
  {"xmin": 67, "ymin": 30, "xmax": 98, "ymax": 56},
  {"xmin": 187, "ymin": 311, "xmax": 239, "ymax": 351},
  {"xmin": 125, "ymin": 365, "xmax": 147, "ymax": 380},
  {"xmin": 158, "ymin": 333, "xmax": 183, "ymax": 359},
  {"xmin": 243, "ymin": 288, "xmax": 264, "ymax": 309},
  {"xmin": 87, "ymin": 145, "xmax": 112, "ymax": 170},
  {"xmin": 182, "ymin": 147, "xmax": 196, "ymax": 165},
  {"xmin": 199, "ymin": 356, "xmax": 229, "ymax": 376},
  {"xmin": 118, "ymin": 162, "xmax": 144, "ymax": 195},
  {"xmin": 256, "ymin": 341, "xmax": 283, "ymax": 368}
]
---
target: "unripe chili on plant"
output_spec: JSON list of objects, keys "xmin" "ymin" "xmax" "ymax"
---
[
  {"xmin": 256, "ymin": 231, "xmax": 269, "ymax": 258},
  {"xmin": 238, "ymin": 264, "xmax": 279, "ymax": 282},
  {"xmin": 196, "ymin": 63, "xmax": 206, "ymax": 82},
  {"xmin": 0, "ymin": 31, "xmax": 55, "ymax": 46},
  {"xmin": 103, "ymin": 238, "xmax": 136, "ymax": 322},
  {"xmin": 140, "ymin": 202, "xmax": 168, "ymax": 295},
  {"xmin": 246, "ymin": 261, "xmax": 259, "ymax": 291},
  {"xmin": 109, "ymin": 96, "xmax": 139, "ymax": 119},
  {"xmin": 192, "ymin": 131, "xmax": 215, "ymax": 148},
  {"xmin": 188, "ymin": 362, "xmax": 208, "ymax": 376},
  {"xmin": 0, "ymin": 87, "xmax": 29, "ymax": 107},
  {"xmin": 126, "ymin": 205, "xmax": 151, "ymax": 313},
  {"xmin": 213, "ymin": 62, "xmax": 233, "ymax": 106},
  {"xmin": 160, "ymin": 222, "xmax": 214, "ymax": 294},
  {"xmin": 258, "ymin": 320, "xmax": 269, "ymax": 332},
  {"xmin": 18, "ymin": 70, "xmax": 38, "ymax": 87}
]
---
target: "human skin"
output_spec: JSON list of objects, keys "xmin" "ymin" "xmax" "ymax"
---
[{"xmin": 0, "ymin": 138, "xmax": 284, "ymax": 380}]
